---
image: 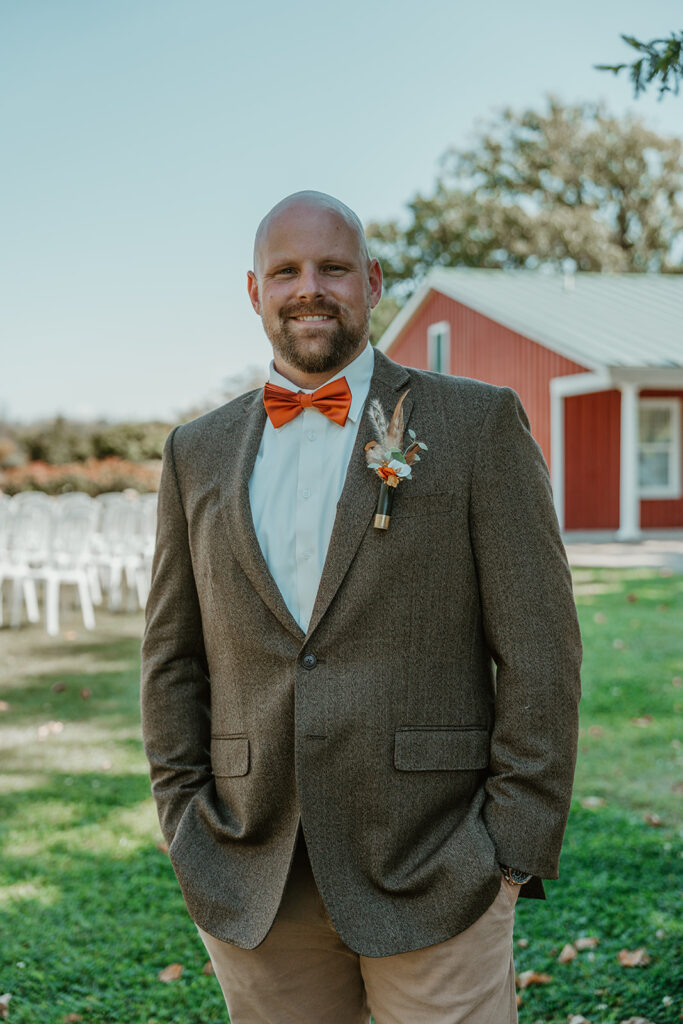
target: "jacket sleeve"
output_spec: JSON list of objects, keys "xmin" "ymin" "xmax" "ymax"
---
[
  {"xmin": 469, "ymin": 387, "xmax": 582, "ymax": 880},
  {"xmin": 140, "ymin": 426, "xmax": 213, "ymax": 845}
]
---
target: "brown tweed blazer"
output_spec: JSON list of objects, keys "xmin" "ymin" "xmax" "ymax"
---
[{"xmin": 140, "ymin": 348, "xmax": 582, "ymax": 957}]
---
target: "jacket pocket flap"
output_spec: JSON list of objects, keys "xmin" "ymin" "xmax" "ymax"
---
[
  {"xmin": 395, "ymin": 492, "xmax": 455, "ymax": 518},
  {"xmin": 211, "ymin": 736, "xmax": 250, "ymax": 777},
  {"xmin": 394, "ymin": 728, "xmax": 489, "ymax": 771}
]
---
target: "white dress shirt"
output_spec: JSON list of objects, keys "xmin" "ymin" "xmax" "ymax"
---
[{"xmin": 249, "ymin": 342, "xmax": 375, "ymax": 633}]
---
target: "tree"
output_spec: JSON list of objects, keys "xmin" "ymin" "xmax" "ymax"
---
[
  {"xmin": 596, "ymin": 32, "xmax": 683, "ymax": 98},
  {"xmin": 366, "ymin": 97, "xmax": 683, "ymax": 331}
]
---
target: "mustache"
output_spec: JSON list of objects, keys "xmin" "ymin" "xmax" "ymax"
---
[{"xmin": 281, "ymin": 301, "xmax": 342, "ymax": 319}]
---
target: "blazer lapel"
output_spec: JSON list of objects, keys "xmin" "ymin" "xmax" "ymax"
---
[
  {"xmin": 219, "ymin": 391, "xmax": 305, "ymax": 641},
  {"xmin": 305, "ymin": 351, "xmax": 412, "ymax": 640}
]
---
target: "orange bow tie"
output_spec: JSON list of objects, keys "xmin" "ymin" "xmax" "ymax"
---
[{"xmin": 263, "ymin": 377, "xmax": 352, "ymax": 428}]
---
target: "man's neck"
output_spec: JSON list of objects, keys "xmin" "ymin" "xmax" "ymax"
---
[{"xmin": 272, "ymin": 343, "xmax": 368, "ymax": 391}]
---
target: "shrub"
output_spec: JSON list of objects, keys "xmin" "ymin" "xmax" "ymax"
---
[
  {"xmin": 0, "ymin": 457, "xmax": 161, "ymax": 496},
  {"xmin": 13, "ymin": 418, "xmax": 172, "ymax": 465}
]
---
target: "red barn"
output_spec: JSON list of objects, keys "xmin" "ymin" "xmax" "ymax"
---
[{"xmin": 378, "ymin": 269, "xmax": 683, "ymax": 538}]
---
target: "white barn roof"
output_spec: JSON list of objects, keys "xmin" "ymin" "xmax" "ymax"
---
[{"xmin": 378, "ymin": 269, "xmax": 683, "ymax": 371}]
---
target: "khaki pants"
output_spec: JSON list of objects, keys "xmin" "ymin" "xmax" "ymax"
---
[{"xmin": 198, "ymin": 833, "xmax": 519, "ymax": 1024}]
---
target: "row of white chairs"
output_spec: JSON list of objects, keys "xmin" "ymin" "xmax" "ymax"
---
[{"xmin": 0, "ymin": 490, "xmax": 158, "ymax": 636}]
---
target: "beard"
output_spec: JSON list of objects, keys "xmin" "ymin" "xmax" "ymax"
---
[{"xmin": 263, "ymin": 300, "xmax": 370, "ymax": 375}]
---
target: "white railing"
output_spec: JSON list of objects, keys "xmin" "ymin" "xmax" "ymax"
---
[{"xmin": 0, "ymin": 490, "xmax": 157, "ymax": 636}]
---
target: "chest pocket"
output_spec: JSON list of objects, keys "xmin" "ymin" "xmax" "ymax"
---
[{"xmin": 392, "ymin": 492, "xmax": 456, "ymax": 520}]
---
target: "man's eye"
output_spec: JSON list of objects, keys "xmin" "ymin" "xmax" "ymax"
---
[
  {"xmin": 275, "ymin": 267, "xmax": 296, "ymax": 276},
  {"xmin": 324, "ymin": 265, "xmax": 346, "ymax": 273}
]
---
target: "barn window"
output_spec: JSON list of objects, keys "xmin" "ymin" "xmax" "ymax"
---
[
  {"xmin": 427, "ymin": 322, "xmax": 450, "ymax": 375},
  {"xmin": 638, "ymin": 398, "xmax": 681, "ymax": 499}
]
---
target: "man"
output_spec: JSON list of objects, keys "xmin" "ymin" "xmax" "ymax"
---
[{"xmin": 141, "ymin": 190, "xmax": 582, "ymax": 1023}]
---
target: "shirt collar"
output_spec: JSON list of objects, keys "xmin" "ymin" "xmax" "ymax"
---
[{"xmin": 266, "ymin": 341, "xmax": 375, "ymax": 424}]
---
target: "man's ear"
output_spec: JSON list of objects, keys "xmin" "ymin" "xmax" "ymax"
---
[
  {"xmin": 247, "ymin": 270, "xmax": 261, "ymax": 315},
  {"xmin": 368, "ymin": 258, "xmax": 383, "ymax": 310}
]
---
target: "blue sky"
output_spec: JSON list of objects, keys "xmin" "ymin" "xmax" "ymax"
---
[{"xmin": 2, "ymin": 0, "xmax": 682, "ymax": 422}]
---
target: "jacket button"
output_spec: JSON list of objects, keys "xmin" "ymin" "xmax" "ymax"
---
[{"xmin": 302, "ymin": 653, "xmax": 317, "ymax": 670}]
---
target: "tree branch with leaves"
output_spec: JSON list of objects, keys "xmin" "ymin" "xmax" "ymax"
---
[
  {"xmin": 596, "ymin": 32, "xmax": 683, "ymax": 98},
  {"xmin": 366, "ymin": 96, "xmax": 683, "ymax": 339}
]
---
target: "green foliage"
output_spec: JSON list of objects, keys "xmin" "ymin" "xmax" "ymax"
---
[
  {"xmin": 369, "ymin": 294, "xmax": 401, "ymax": 345},
  {"xmin": 16, "ymin": 416, "xmax": 94, "ymax": 464},
  {"xmin": 596, "ymin": 31, "xmax": 683, "ymax": 98},
  {"xmin": 90, "ymin": 421, "xmax": 170, "ymax": 462},
  {"xmin": 10, "ymin": 418, "xmax": 172, "ymax": 467},
  {"xmin": 0, "ymin": 570, "xmax": 681, "ymax": 1022},
  {"xmin": 367, "ymin": 97, "xmax": 683, "ymax": 310}
]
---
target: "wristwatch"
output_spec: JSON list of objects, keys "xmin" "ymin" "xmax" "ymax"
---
[{"xmin": 501, "ymin": 866, "xmax": 533, "ymax": 886}]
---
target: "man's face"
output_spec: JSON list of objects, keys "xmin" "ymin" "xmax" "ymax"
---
[{"xmin": 247, "ymin": 202, "xmax": 382, "ymax": 378}]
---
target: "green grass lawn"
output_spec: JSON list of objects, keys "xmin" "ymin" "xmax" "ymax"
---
[{"xmin": 0, "ymin": 569, "xmax": 681, "ymax": 1024}]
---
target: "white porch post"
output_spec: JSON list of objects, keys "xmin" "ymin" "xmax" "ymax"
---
[
  {"xmin": 617, "ymin": 382, "xmax": 641, "ymax": 541},
  {"xmin": 550, "ymin": 387, "xmax": 564, "ymax": 531},
  {"xmin": 550, "ymin": 371, "xmax": 611, "ymax": 535}
]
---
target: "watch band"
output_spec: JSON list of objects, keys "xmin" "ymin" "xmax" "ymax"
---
[{"xmin": 502, "ymin": 866, "xmax": 533, "ymax": 886}]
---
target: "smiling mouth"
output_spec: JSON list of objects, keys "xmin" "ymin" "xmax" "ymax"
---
[{"xmin": 290, "ymin": 315, "xmax": 335, "ymax": 322}]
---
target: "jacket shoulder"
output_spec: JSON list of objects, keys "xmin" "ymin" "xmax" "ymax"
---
[
  {"xmin": 397, "ymin": 361, "xmax": 519, "ymax": 417},
  {"xmin": 168, "ymin": 388, "xmax": 262, "ymax": 457}
]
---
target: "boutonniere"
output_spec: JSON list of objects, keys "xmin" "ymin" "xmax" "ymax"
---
[{"xmin": 364, "ymin": 389, "xmax": 427, "ymax": 530}]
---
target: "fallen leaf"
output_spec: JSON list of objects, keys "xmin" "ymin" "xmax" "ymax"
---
[
  {"xmin": 587, "ymin": 725, "xmax": 604, "ymax": 738},
  {"xmin": 202, "ymin": 960, "xmax": 214, "ymax": 975},
  {"xmin": 631, "ymin": 716, "xmax": 653, "ymax": 728},
  {"xmin": 672, "ymin": 676, "xmax": 682, "ymax": 688},
  {"xmin": 593, "ymin": 612, "xmax": 607, "ymax": 624},
  {"xmin": 80, "ymin": 688, "xmax": 91, "ymax": 700},
  {"xmin": 63, "ymin": 1014, "xmax": 84, "ymax": 1023},
  {"xmin": 657, "ymin": 604, "xmax": 669, "ymax": 613},
  {"xmin": 158, "ymin": 962, "xmax": 184, "ymax": 982},
  {"xmin": 558, "ymin": 943, "xmax": 577, "ymax": 963},
  {"xmin": 671, "ymin": 780, "xmax": 683, "ymax": 793},
  {"xmin": 568, "ymin": 1016, "xmax": 591, "ymax": 1024},
  {"xmin": 516, "ymin": 970, "xmax": 553, "ymax": 988},
  {"xmin": 581, "ymin": 796, "xmax": 606, "ymax": 809},
  {"xmin": 575, "ymin": 936, "xmax": 599, "ymax": 950},
  {"xmin": 64, "ymin": 630, "xmax": 77, "ymax": 640},
  {"xmin": 155, "ymin": 841, "xmax": 169, "ymax": 855},
  {"xmin": 626, "ymin": 593, "xmax": 638, "ymax": 603},
  {"xmin": 0, "ymin": 701, "xmax": 9, "ymax": 713},
  {"xmin": 517, "ymin": 938, "xmax": 529, "ymax": 948},
  {"xmin": 643, "ymin": 813, "xmax": 663, "ymax": 827},
  {"xmin": 515, "ymin": 994, "xmax": 522, "ymax": 1008},
  {"xmin": 613, "ymin": 638, "xmax": 626, "ymax": 649},
  {"xmin": 618, "ymin": 948, "xmax": 650, "ymax": 967},
  {"xmin": 0, "ymin": 994, "xmax": 10, "ymax": 1021},
  {"xmin": 51, "ymin": 681, "xmax": 67, "ymax": 693},
  {"xmin": 37, "ymin": 720, "xmax": 64, "ymax": 740}
]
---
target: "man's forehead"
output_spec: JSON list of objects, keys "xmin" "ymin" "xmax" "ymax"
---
[
  {"xmin": 253, "ymin": 192, "xmax": 368, "ymax": 270},
  {"xmin": 259, "ymin": 202, "xmax": 353, "ymax": 247}
]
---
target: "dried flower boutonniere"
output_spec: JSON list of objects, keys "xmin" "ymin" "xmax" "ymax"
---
[{"xmin": 364, "ymin": 389, "xmax": 427, "ymax": 530}]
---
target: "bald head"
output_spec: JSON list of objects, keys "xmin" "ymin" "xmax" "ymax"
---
[{"xmin": 253, "ymin": 190, "xmax": 370, "ymax": 275}]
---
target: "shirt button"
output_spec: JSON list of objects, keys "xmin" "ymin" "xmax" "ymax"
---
[
  {"xmin": 302, "ymin": 653, "xmax": 317, "ymax": 670},
  {"xmin": 301, "ymin": 551, "xmax": 311, "ymax": 561},
  {"xmin": 306, "ymin": 430, "xmax": 317, "ymax": 441},
  {"xmin": 302, "ymin": 488, "xmax": 311, "ymax": 499}
]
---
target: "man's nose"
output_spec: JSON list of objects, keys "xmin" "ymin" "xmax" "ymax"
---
[{"xmin": 296, "ymin": 265, "xmax": 324, "ymax": 298}]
